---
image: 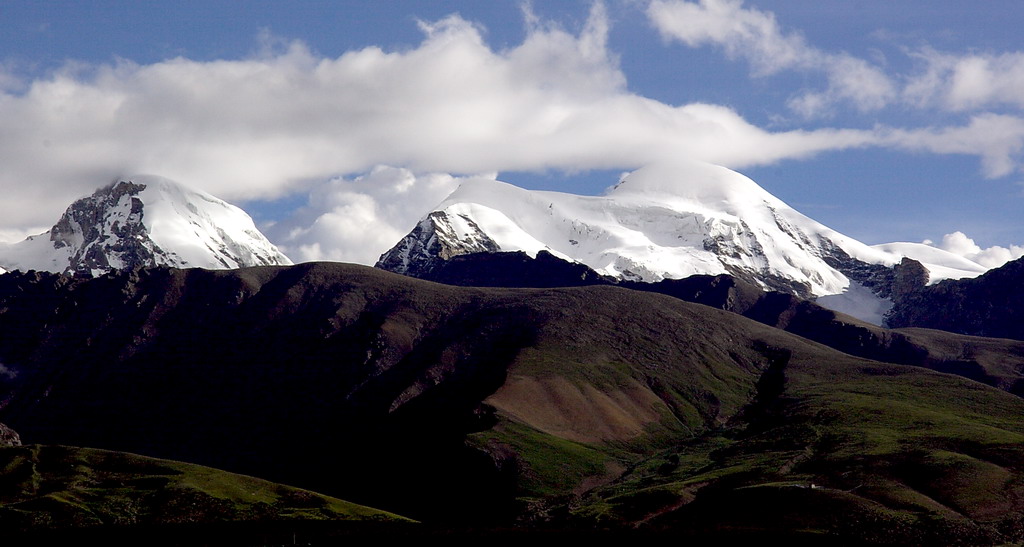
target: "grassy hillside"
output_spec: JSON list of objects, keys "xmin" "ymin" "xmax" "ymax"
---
[
  {"xmin": 1, "ymin": 263, "xmax": 1024, "ymax": 542},
  {"xmin": 457, "ymin": 288, "xmax": 1024, "ymax": 542},
  {"xmin": 0, "ymin": 444, "xmax": 411, "ymax": 536}
]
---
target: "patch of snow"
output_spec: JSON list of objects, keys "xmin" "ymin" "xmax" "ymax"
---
[
  {"xmin": 0, "ymin": 232, "xmax": 72, "ymax": 273},
  {"xmin": 382, "ymin": 159, "xmax": 1009, "ymax": 327},
  {"xmin": 816, "ymin": 281, "xmax": 893, "ymax": 326}
]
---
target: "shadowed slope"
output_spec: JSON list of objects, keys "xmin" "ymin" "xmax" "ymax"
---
[
  {"xmin": 1, "ymin": 263, "xmax": 1024, "ymax": 542},
  {"xmin": 408, "ymin": 251, "xmax": 1024, "ymax": 398},
  {"xmin": 888, "ymin": 256, "xmax": 1024, "ymax": 341}
]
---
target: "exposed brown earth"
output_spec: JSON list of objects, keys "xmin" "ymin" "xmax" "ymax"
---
[{"xmin": 486, "ymin": 375, "xmax": 665, "ymax": 444}]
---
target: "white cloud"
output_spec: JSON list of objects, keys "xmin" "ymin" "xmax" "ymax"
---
[
  {"xmin": 933, "ymin": 231, "xmax": 1024, "ymax": 269},
  {"xmin": 0, "ymin": 4, "xmax": 894, "ymax": 235},
  {"xmin": 647, "ymin": 0, "xmax": 813, "ymax": 74},
  {"xmin": 906, "ymin": 49, "xmax": 1024, "ymax": 111},
  {"xmin": 882, "ymin": 114, "xmax": 1024, "ymax": 178},
  {"xmin": 647, "ymin": 0, "xmax": 896, "ymax": 115},
  {"xmin": 649, "ymin": 0, "xmax": 1024, "ymax": 124},
  {"xmin": 2, "ymin": 0, "xmax": 1024, "ymax": 255},
  {"xmin": 647, "ymin": 0, "xmax": 1024, "ymax": 179},
  {"xmin": 265, "ymin": 166, "xmax": 465, "ymax": 265}
]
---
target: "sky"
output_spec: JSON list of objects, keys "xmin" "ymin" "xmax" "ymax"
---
[{"xmin": 1, "ymin": 0, "xmax": 1023, "ymax": 267}]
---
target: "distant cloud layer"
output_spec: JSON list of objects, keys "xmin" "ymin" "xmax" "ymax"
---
[
  {"xmin": 648, "ymin": 0, "xmax": 1024, "ymax": 115},
  {"xmin": 649, "ymin": 0, "xmax": 1024, "ymax": 177},
  {"xmin": 2, "ymin": 1, "xmax": 1024, "ymax": 265},
  {"xmin": 929, "ymin": 231, "xmax": 1024, "ymax": 269}
]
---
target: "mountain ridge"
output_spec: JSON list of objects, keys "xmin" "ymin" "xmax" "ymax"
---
[
  {"xmin": 405, "ymin": 249, "xmax": 1024, "ymax": 396},
  {"xmin": 377, "ymin": 161, "xmax": 986, "ymax": 325}
]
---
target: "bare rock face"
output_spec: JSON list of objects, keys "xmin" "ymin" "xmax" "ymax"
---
[
  {"xmin": 376, "ymin": 211, "xmax": 499, "ymax": 277},
  {"xmin": 887, "ymin": 256, "xmax": 1024, "ymax": 340},
  {"xmin": 891, "ymin": 257, "xmax": 929, "ymax": 301},
  {"xmin": 51, "ymin": 181, "xmax": 164, "ymax": 274},
  {"xmin": 0, "ymin": 423, "xmax": 21, "ymax": 446}
]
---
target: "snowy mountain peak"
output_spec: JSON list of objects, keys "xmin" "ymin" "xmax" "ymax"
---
[
  {"xmin": 380, "ymin": 161, "xmax": 889, "ymax": 292},
  {"xmin": 377, "ymin": 160, "xmax": 955, "ymax": 324},
  {"xmin": 0, "ymin": 176, "xmax": 291, "ymax": 276},
  {"xmin": 607, "ymin": 160, "xmax": 781, "ymax": 209}
]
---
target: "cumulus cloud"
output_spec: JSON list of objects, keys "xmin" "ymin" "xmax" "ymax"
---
[
  {"xmin": 264, "ymin": 166, "xmax": 466, "ymax": 265},
  {"xmin": 648, "ymin": 0, "xmax": 1024, "ymax": 124},
  {"xmin": 3, "ymin": 0, "xmax": 1024, "ymax": 255},
  {"xmin": 647, "ymin": 0, "xmax": 896, "ymax": 116},
  {"xmin": 929, "ymin": 231, "xmax": 1024, "ymax": 269},
  {"xmin": 647, "ymin": 0, "xmax": 811, "ymax": 74},
  {"xmin": 906, "ymin": 49, "xmax": 1024, "ymax": 111},
  {"xmin": 0, "ymin": 3, "xmax": 898, "ymax": 234}
]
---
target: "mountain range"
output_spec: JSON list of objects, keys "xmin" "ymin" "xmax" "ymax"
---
[
  {"xmin": 2, "ymin": 164, "xmax": 1024, "ymax": 542},
  {"xmin": 0, "ymin": 163, "xmax": 996, "ymax": 328},
  {"xmin": 378, "ymin": 160, "xmax": 989, "ymax": 325}
]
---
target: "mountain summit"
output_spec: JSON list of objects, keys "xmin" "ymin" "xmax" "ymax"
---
[
  {"xmin": 377, "ymin": 161, "xmax": 976, "ymax": 323},
  {"xmin": 0, "ymin": 176, "xmax": 291, "ymax": 275}
]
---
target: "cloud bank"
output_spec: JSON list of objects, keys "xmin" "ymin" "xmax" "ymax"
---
[
  {"xmin": 1, "ymin": 4, "xmax": 868, "ymax": 231},
  {"xmin": 2, "ymin": 1, "xmax": 1024, "ymax": 266},
  {"xmin": 264, "ymin": 166, "xmax": 466, "ymax": 265},
  {"xmin": 3, "ymin": 2, "xmax": 1023, "ymax": 237}
]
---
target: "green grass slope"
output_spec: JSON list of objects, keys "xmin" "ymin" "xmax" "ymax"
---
[
  {"xmin": 567, "ymin": 351, "xmax": 1024, "ymax": 543},
  {"xmin": 0, "ymin": 444, "xmax": 411, "ymax": 533}
]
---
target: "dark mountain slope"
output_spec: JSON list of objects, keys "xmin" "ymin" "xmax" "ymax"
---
[
  {"xmin": 888, "ymin": 256, "xmax": 1024, "ymax": 341},
  {"xmin": 408, "ymin": 251, "xmax": 1024, "ymax": 397},
  {"xmin": 0, "ymin": 263, "xmax": 802, "ymax": 521},
  {"xmin": 2, "ymin": 263, "xmax": 1024, "ymax": 541}
]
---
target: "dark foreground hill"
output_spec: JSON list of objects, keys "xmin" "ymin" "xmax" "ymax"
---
[
  {"xmin": 0, "ymin": 444, "xmax": 410, "ymax": 538},
  {"xmin": 2, "ymin": 263, "xmax": 1024, "ymax": 542}
]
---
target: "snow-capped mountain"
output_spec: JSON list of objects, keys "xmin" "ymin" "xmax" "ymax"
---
[
  {"xmin": 0, "ymin": 176, "xmax": 291, "ymax": 276},
  {"xmin": 378, "ymin": 160, "xmax": 979, "ymax": 324}
]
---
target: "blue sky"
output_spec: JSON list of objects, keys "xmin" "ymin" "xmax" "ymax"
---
[{"xmin": 1, "ymin": 0, "xmax": 1022, "ymax": 265}]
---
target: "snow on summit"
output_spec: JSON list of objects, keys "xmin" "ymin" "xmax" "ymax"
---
[
  {"xmin": 0, "ymin": 175, "xmax": 291, "ymax": 276},
  {"xmin": 378, "ymin": 160, "xmax": 981, "ymax": 325}
]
